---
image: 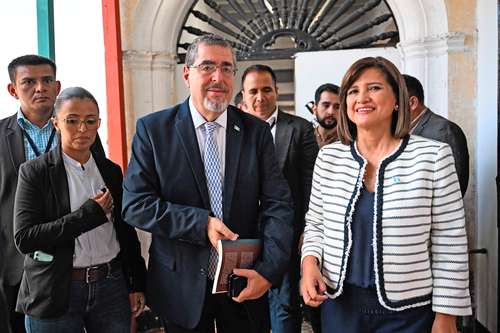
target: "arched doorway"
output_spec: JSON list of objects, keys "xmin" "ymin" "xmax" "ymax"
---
[
  {"xmin": 174, "ymin": 0, "xmax": 399, "ymax": 114},
  {"xmin": 123, "ymin": 0, "xmax": 458, "ymax": 122},
  {"xmin": 176, "ymin": 0, "xmax": 399, "ymax": 62}
]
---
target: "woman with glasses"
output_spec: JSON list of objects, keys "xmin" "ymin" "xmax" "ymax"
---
[
  {"xmin": 300, "ymin": 57, "xmax": 471, "ymax": 333},
  {"xmin": 14, "ymin": 87, "xmax": 146, "ymax": 333}
]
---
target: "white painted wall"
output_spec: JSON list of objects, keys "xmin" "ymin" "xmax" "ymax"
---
[
  {"xmin": 294, "ymin": 48, "xmax": 402, "ymax": 121},
  {"xmin": 54, "ymin": 0, "xmax": 108, "ymax": 152},
  {"xmin": 0, "ymin": 2, "xmax": 38, "ymax": 118},
  {"xmin": 475, "ymin": 1, "xmax": 498, "ymax": 331},
  {"xmin": 0, "ymin": 1, "xmax": 108, "ymax": 152}
]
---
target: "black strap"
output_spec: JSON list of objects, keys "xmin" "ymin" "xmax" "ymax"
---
[{"xmin": 22, "ymin": 128, "xmax": 56, "ymax": 157}]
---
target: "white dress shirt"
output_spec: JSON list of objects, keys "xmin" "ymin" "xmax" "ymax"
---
[
  {"xmin": 189, "ymin": 97, "xmax": 227, "ymax": 179},
  {"xmin": 62, "ymin": 153, "xmax": 120, "ymax": 267},
  {"xmin": 266, "ymin": 107, "xmax": 279, "ymax": 142}
]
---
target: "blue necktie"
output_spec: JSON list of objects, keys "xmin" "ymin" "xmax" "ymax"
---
[{"xmin": 203, "ymin": 122, "xmax": 223, "ymax": 279}]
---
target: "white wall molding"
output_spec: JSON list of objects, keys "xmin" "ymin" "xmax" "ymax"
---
[
  {"xmin": 123, "ymin": 50, "xmax": 178, "ymax": 71},
  {"xmin": 399, "ymin": 32, "xmax": 467, "ymax": 59}
]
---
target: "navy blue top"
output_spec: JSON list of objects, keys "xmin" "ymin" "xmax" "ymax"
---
[{"xmin": 346, "ymin": 186, "xmax": 376, "ymax": 288}]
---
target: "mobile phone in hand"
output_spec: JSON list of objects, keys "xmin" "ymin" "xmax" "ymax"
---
[{"xmin": 227, "ymin": 273, "xmax": 247, "ymax": 298}]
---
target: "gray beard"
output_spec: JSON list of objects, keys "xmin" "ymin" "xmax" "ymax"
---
[{"xmin": 204, "ymin": 98, "xmax": 228, "ymax": 113}]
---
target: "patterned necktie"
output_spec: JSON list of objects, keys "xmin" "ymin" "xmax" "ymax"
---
[{"xmin": 203, "ymin": 122, "xmax": 223, "ymax": 279}]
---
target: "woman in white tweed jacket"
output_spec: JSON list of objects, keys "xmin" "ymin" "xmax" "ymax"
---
[{"xmin": 301, "ymin": 57, "xmax": 471, "ymax": 333}]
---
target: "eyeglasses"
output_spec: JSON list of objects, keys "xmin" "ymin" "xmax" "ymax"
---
[
  {"xmin": 189, "ymin": 63, "xmax": 237, "ymax": 76},
  {"xmin": 61, "ymin": 117, "xmax": 100, "ymax": 129}
]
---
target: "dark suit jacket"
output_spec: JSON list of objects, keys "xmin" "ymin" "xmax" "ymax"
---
[
  {"xmin": 413, "ymin": 109, "xmax": 469, "ymax": 196},
  {"xmin": 122, "ymin": 99, "xmax": 294, "ymax": 329},
  {"xmin": 275, "ymin": 110, "xmax": 318, "ymax": 236},
  {"xmin": 0, "ymin": 114, "xmax": 25, "ymax": 286},
  {"xmin": 13, "ymin": 145, "xmax": 146, "ymax": 319},
  {"xmin": 0, "ymin": 113, "xmax": 106, "ymax": 288}
]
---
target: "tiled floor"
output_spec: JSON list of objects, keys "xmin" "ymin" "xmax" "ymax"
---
[{"xmin": 154, "ymin": 319, "xmax": 316, "ymax": 332}]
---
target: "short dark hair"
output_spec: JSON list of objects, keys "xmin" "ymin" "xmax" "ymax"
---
[
  {"xmin": 234, "ymin": 91, "xmax": 243, "ymax": 105},
  {"xmin": 185, "ymin": 34, "xmax": 236, "ymax": 67},
  {"xmin": 8, "ymin": 54, "xmax": 56, "ymax": 83},
  {"xmin": 314, "ymin": 83, "xmax": 340, "ymax": 104},
  {"xmin": 54, "ymin": 87, "xmax": 99, "ymax": 116},
  {"xmin": 337, "ymin": 57, "xmax": 410, "ymax": 145},
  {"xmin": 402, "ymin": 74, "xmax": 425, "ymax": 103},
  {"xmin": 241, "ymin": 64, "xmax": 277, "ymax": 87}
]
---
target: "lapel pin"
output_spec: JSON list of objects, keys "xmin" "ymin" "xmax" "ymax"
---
[{"xmin": 234, "ymin": 125, "xmax": 240, "ymax": 132}]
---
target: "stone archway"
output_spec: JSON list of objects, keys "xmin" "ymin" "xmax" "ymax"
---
[
  {"xmin": 122, "ymin": 0, "xmax": 458, "ymax": 124},
  {"xmin": 122, "ymin": 0, "xmax": 197, "ymax": 147}
]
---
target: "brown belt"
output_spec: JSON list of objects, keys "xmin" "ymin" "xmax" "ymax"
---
[{"xmin": 72, "ymin": 257, "xmax": 121, "ymax": 283}]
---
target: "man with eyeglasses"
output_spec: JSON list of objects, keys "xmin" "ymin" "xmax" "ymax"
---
[
  {"xmin": 0, "ymin": 55, "xmax": 105, "ymax": 333},
  {"xmin": 122, "ymin": 34, "xmax": 293, "ymax": 333}
]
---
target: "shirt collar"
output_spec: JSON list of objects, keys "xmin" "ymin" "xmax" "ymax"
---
[
  {"xmin": 62, "ymin": 152, "xmax": 94, "ymax": 171},
  {"xmin": 16, "ymin": 107, "xmax": 54, "ymax": 131},
  {"xmin": 265, "ymin": 107, "xmax": 279, "ymax": 127},
  {"xmin": 189, "ymin": 97, "xmax": 227, "ymax": 130},
  {"xmin": 410, "ymin": 107, "xmax": 428, "ymax": 133}
]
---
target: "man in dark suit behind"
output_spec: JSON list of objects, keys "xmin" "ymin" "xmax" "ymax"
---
[
  {"xmin": 241, "ymin": 64, "xmax": 318, "ymax": 333},
  {"xmin": 0, "ymin": 55, "xmax": 105, "ymax": 333},
  {"xmin": 0, "ymin": 254, "xmax": 11, "ymax": 333},
  {"xmin": 0, "ymin": 55, "xmax": 61, "ymax": 333},
  {"xmin": 122, "ymin": 35, "xmax": 293, "ymax": 333},
  {"xmin": 403, "ymin": 74, "xmax": 469, "ymax": 196}
]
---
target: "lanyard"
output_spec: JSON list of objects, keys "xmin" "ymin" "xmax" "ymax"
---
[{"xmin": 22, "ymin": 128, "xmax": 56, "ymax": 157}]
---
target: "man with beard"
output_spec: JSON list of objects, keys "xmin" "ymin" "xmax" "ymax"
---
[
  {"xmin": 241, "ymin": 64, "xmax": 318, "ymax": 333},
  {"xmin": 312, "ymin": 83, "xmax": 340, "ymax": 147},
  {"xmin": 122, "ymin": 35, "xmax": 293, "ymax": 333}
]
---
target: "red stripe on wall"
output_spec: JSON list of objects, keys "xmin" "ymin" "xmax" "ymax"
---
[{"xmin": 102, "ymin": 0, "xmax": 127, "ymax": 171}]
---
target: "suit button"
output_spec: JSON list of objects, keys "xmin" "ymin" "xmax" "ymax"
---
[{"xmin": 200, "ymin": 268, "xmax": 206, "ymax": 276}]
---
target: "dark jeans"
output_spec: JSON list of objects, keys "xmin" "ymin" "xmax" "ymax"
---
[
  {"xmin": 321, "ymin": 285, "xmax": 435, "ymax": 333},
  {"xmin": 268, "ymin": 273, "xmax": 301, "ymax": 333},
  {"xmin": 164, "ymin": 279, "xmax": 269, "ymax": 333},
  {"xmin": 268, "ymin": 253, "xmax": 301, "ymax": 333},
  {"xmin": 25, "ymin": 270, "xmax": 131, "ymax": 333}
]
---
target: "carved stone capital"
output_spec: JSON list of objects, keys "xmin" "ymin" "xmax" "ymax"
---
[
  {"xmin": 123, "ymin": 50, "xmax": 178, "ymax": 71},
  {"xmin": 398, "ymin": 32, "xmax": 467, "ymax": 59}
]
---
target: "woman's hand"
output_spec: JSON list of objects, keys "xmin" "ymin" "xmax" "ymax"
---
[
  {"xmin": 92, "ymin": 189, "xmax": 113, "ymax": 215},
  {"xmin": 300, "ymin": 255, "xmax": 328, "ymax": 307},
  {"xmin": 129, "ymin": 292, "xmax": 146, "ymax": 318},
  {"xmin": 431, "ymin": 313, "xmax": 458, "ymax": 333}
]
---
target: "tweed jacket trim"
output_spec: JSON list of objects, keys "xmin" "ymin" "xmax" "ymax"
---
[{"xmin": 302, "ymin": 135, "xmax": 471, "ymax": 316}]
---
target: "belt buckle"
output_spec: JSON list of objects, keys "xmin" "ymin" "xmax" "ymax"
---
[{"xmin": 85, "ymin": 265, "xmax": 100, "ymax": 284}]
